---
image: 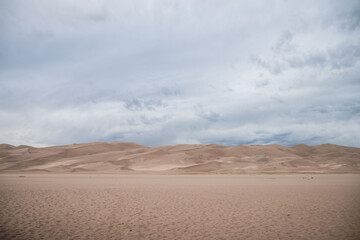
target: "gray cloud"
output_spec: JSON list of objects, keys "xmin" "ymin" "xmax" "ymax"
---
[{"xmin": 0, "ymin": 0, "xmax": 359, "ymax": 147}]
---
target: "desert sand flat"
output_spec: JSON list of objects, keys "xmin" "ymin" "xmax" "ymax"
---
[{"xmin": 0, "ymin": 174, "xmax": 359, "ymax": 240}]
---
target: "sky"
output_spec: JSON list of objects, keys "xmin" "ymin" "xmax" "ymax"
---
[{"xmin": 0, "ymin": 0, "xmax": 359, "ymax": 147}]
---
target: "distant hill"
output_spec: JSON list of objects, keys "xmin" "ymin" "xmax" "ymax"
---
[{"xmin": 0, "ymin": 142, "xmax": 359, "ymax": 173}]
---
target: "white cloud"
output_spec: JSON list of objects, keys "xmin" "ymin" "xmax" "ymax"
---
[{"xmin": 0, "ymin": 0, "xmax": 359, "ymax": 147}]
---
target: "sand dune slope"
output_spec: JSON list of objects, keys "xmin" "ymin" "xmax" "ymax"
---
[{"xmin": 0, "ymin": 142, "xmax": 359, "ymax": 173}]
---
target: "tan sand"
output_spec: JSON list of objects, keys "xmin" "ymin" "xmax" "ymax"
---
[
  {"xmin": 1, "ymin": 142, "xmax": 360, "ymax": 173},
  {"xmin": 0, "ymin": 174, "xmax": 359, "ymax": 240}
]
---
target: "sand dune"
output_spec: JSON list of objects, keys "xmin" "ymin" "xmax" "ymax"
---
[
  {"xmin": 1, "ymin": 143, "xmax": 360, "ymax": 239},
  {"xmin": 0, "ymin": 142, "xmax": 359, "ymax": 173}
]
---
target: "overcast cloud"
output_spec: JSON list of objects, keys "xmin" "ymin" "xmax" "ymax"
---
[{"xmin": 0, "ymin": 0, "xmax": 359, "ymax": 147}]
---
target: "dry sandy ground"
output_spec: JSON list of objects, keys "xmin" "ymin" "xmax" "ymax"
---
[{"xmin": 0, "ymin": 174, "xmax": 359, "ymax": 240}]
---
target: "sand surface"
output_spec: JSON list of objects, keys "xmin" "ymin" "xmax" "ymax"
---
[
  {"xmin": 1, "ymin": 142, "xmax": 360, "ymax": 173},
  {"xmin": 1, "ymin": 174, "xmax": 359, "ymax": 240}
]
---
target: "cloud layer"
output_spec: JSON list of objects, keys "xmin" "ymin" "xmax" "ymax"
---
[{"xmin": 1, "ymin": 0, "xmax": 359, "ymax": 147}]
